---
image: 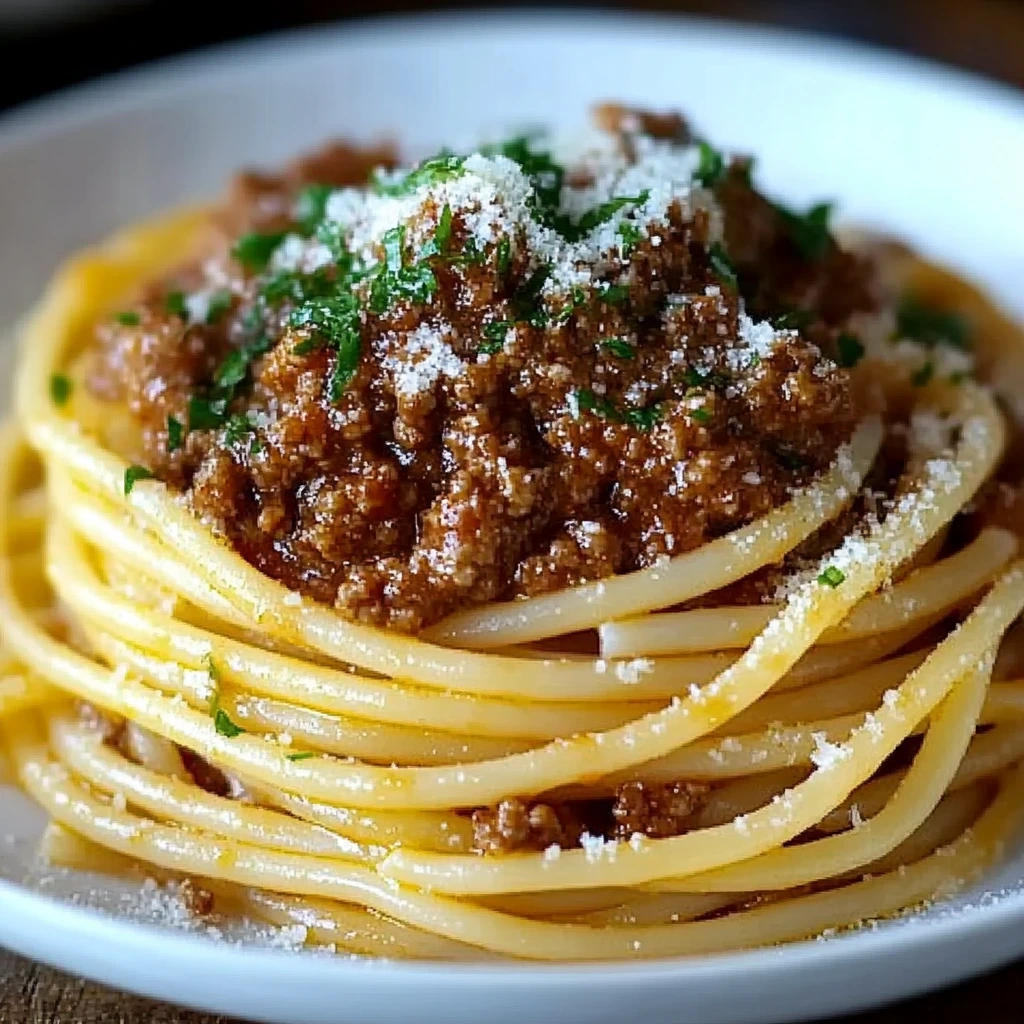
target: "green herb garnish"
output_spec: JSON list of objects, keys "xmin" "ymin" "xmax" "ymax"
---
[
  {"xmin": 480, "ymin": 321, "xmax": 512, "ymax": 354},
  {"xmin": 911, "ymin": 361, "xmax": 935, "ymax": 387},
  {"xmin": 166, "ymin": 415, "xmax": 184, "ymax": 452},
  {"xmin": 205, "ymin": 289, "xmax": 233, "ymax": 325},
  {"xmin": 510, "ymin": 265, "xmax": 551, "ymax": 326},
  {"xmin": 290, "ymin": 294, "xmax": 363, "ymax": 399},
  {"xmin": 214, "ymin": 710, "xmax": 245, "ymax": 738},
  {"xmin": 369, "ymin": 226, "xmax": 438, "ymax": 313},
  {"xmin": 496, "ymin": 237, "xmax": 512, "ymax": 280},
  {"xmin": 601, "ymin": 338, "xmax": 635, "ymax": 360},
  {"xmin": 708, "ymin": 242, "xmax": 737, "ymax": 290},
  {"xmin": 694, "ymin": 142, "xmax": 725, "ymax": 188},
  {"xmin": 49, "ymin": 373, "xmax": 72, "ymax": 407},
  {"xmin": 571, "ymin": 389, "xmax": 662, "ymax": 430},
  {"xmin": 683, "ymin": 366, "xmax": 731, "ymax": 391},
  {"xmin": 123, "ymin": 465, "xmax": 154, "ymax": 495},
  {"xmin": 817, "ymin": 566, "xmax": 846, "ymax": 588},
  {"xmin": 294, "ymin": 183, "xmax": 333, "ymax": 236},
  {"xmin": 618, "ymin": 221, "xmax": 643, "ymax": 258},
  {"xmin": 206, "ymin": 657, "xmax": 245, "ymax": 738},
  {"xmin": 775, "ymin": 201, "xmax": 833, "ymax": 261},
  {"xmin": 836, "ymin": 332, "xmax": 865, "ymax": 368},
  {"xmin": 895, "ymin": 297, "xmax": 970, "ymax": 351},
  {"xmin": 691, "ymin": 405, "xmax": 712, "ymax": 424},
  {"xmin": 596, "ymin": 283, "xmax": 630, "ymax": 306},
  {"xmin": 285, "ymin": 751, "xmax": 316, "ymax": 762},
  {"xmin": 224, "ymin": 413, "xmax": 254, "ymax": 445},
  {"xmin": 575, "ymin": 189, "xmax": 651, "ymax": 234},
  {"xmin": 188, "ymin": 394, "xmax": 229, "ymax": 431},
  {"xmin": 372, "ymin": 154, "xmax": 466, "ymax": 197},
  {"xmin": 215, "ymin": 349, "xmax": 250, "ymax": 390},
  {"xmin": 115, "ymin": 310, "xmax": 140, "ymax": 326},
  {"xmin": 232, "ymin": 231, "xmax": 287, "ymax": 273},
  {"xmin": 165, "ymin": 291, "xmax": 188, "ymax": 319}
]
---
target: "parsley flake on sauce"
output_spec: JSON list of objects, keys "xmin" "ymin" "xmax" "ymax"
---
[
  {"xmin": 774, "ymin": 201, "xmax": 834, "ymax": 261},
  {"xmin": 165, "ymin": 291, "xmax": 188, "ymax": 319},
  {"xmin": 601, "ymin": 338, "xmax": 635, "ymax": 360},
  {"xmin": 206, "ymin": 656, "xmax": 245, "ymax": 738},
  {"xmin": 285, "ymin": 751, "xmax": 316, "ymax": 762},
  {"xmin": 294, "ymin": 183, "xmax": 334, "ymax": 236},
  {"xmin": 166, "ymin": 415, "xmax": 185, "ymax": 452},
  {"xmin": 895, "ymin": 297, "xmax": 971, "ymax": 351},
  {"xmin": 836, "ymin": 332, "xmax": 865, "ymax": 368},
  {"xmin": 911, "ymin": 361, "xmax": 935, "ymax": 388},
  {"xmin": 817, "ymin": 566, "xmax": 846, "ymax": 588},
  {"xmin": 123, "ymin": 465, "xmax": 154, "ymax": 495},
  {"xmin": 232, "ymin": 231, "xmax": 287, "ymax": 273},
  {"xmin": 49, "ymin": 373, "xmax": 72, "ymax": 407},
  {"xmin": 708, "ymin": 243, "xmax": 738, "ymax": 290},
  {"xmin": 115, "ymin": 310, "xmax": 140, "ymax": 327},
  {"xmin": 694, "ymin": 142, "xmax": 725, "ymax": 188},
  {"xmin": 372, "ymin": 153, "xmax": 466, "ymax": 197},
  {"xmin": 574, "ymin": 189, "xmax": 651, "ymax": 234}
]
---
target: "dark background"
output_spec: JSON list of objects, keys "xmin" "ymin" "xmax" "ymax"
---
[
  {"xmin": 3, "ymin": 1, "xmax": 1024, "ymax": 1022},
  {"xmin": 3, "ymin": 0, "xmax": 1024, "ymax": 114}
]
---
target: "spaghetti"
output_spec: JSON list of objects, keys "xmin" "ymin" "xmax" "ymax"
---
[{"xmin": 2, "ymin": 108, "xmax": 1024, "ymax": 961}]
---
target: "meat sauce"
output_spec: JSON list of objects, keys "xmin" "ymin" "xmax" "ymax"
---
[{"xmin": 86, "ymin": 107, "xmax": 873, "ymax": 634}]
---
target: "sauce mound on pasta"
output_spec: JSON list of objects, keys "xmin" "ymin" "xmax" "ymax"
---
[{"xmin": 85, "ymin": 107, "xmax": 872, "ymax": 632}]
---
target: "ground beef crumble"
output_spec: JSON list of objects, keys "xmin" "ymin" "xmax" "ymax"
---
[{"xmin": 85, "ymin": 106, "xmax": 872, "ymax": 632}]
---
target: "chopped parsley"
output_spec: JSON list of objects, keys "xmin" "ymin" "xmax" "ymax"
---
[
  {"xmin": 214, "ymin": 710, "xmax": 245, "ymax": 738},
  {"xmin": 215, "ymin": 349, "xmax": 250, "ymax": 390},
  {"xmin": 285, "ymin": 751, "xmax": 316, "ymax": 762},
  {"xmin": 290, "ymin": 294, "xmax": 363, "ymax": 400},
  {"xmin": 480, "ymin": 321, "xmax": 512, "ymax": 354},
  {"xmin": 205, "ymin": 289, "xmax": 233, "ymax": 325},
  {"xmin": 49, "ymin": 373, "xmax": 72, "ymax": 407},
  {"xmin": 369, "ymin": 225, "xmax": 438, "ymax": 313},
  {"xmin": 775, "ymin": 201, "xmax": 833, "ymax": 261},
  {"xmin": 484, "ymin": 137, "xmax": 565, "ymax": 226},
  {"xmin": 372, "ymin": 153, "xmax": 466, "ymax": 197},
  {"xmin": 574, "ymin": 189, "xmax": 651, "ymax": 235},
  {"xmin": 836, "ymin": 332, "xmax": 865, "ymax": 368},
  {"xmin": 510, "ymin": 265, "xmax": 551, "ymax": 326},
  {"xmin": 911, "ymin": 361, "xmax": 935, "ymax": 387},
  {"xmin": 691, "ymin": 405, "xmax": 712, "ymax": 424},
  {"xmin": 166, "ymin": 415, "xmax": 184, "ymax": 452},
  {"xmin": 232, "ymin": 231, "xmax": 287, "ymax": 273},
  {"xmin": 207, "ymin": 656, "xmax": 245, "ymax": 738},
  {"xmin": 596, "ymin": 282, "xmax": 630, "ymax": 306},
  {"xmin": 601, "ymin": 338, "xmax": 635, "ymax": 360},
  {"xmin": 553, "ymin": 286, "xmax": 588, "ymax": 325},
  {"xmin": 165, "ymin": 291, "xmax": 188, "ymax": 319},
  {"xmin": 895, "ymin": 297, "xmax": 970, "ymax": 351},
  {"xmin": 707, "ymin": 243, "xmax": 738, "ymax": 290},
  {"xmin": 683, "ymin": 366, "xmax": 731, "ymax": 391},
  {"xmin": 817, "ymin": 566, "xmax": 846, "ymax": 588},
  {"xmin": 123, "ymin": 465, "xmax": 154, "ymax": 495},
  {"xmin": 694, "ymin": 142, "xmax": 725, "ymax": 188},
  {"xmin": 115, "ymin": 310, "xmax": 140, "ymax": 327},
  {"xmin": 496, "ymin": 237, "xmax": 512, "ymax": 280},
  {"xmin": 571, "ymin": 388, "xmax": 662, "ymax": 430},
  {"xmin": 617, "ymin": 221, "xmax": 643, "ymax": 258},
  {"xmin": 224, "ymin": 413, "xmax": 255, "ymax": 445},
  {"xmin": 294, "ymin": 183, "xmax": 334, "ymax": 236},
  {"xmin": 188, "ymin": 394, "xmax": 229, "ymax": 431},
  {"xmin": 432, "ymin": 203, "xmax": 454, "ymax": 255}
]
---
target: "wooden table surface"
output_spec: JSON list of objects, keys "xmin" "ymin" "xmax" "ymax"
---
[{"xmin": 4, "ymin": 1, "xmax": 1024, "ymax": 1021}]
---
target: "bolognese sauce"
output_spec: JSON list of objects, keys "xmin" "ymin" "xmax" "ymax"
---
[{"xmin": 87, "ymin": 108, "xmax": 872, "ymax": 633}]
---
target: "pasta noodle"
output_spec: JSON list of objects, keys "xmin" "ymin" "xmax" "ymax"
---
[{"xmin": 3, "ymin": 114, "xmax": 1024, "ymax": 963}]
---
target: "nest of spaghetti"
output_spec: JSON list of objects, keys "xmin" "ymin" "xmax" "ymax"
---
[{"xmin": 3, "ymin": 107, "xmax": 1024, "ymax": 961}]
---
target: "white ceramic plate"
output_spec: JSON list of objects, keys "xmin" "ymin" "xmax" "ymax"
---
[{"xmin": 2, "ymin": 12, "xmax": 1024, "ymax": 1023}]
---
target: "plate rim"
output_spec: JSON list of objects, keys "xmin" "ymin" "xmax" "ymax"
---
[{"xmin": 2, "ymin": 4, "xmax": 1024, "ymax": 1004}]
